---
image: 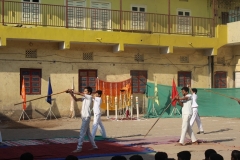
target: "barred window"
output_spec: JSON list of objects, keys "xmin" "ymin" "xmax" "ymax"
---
[
  {"xmin": 214, "ymin": 71, "xmax": 227, "ymax": 88},
  {"xmin": 178, "ymin": 71, "xmax": 191, "ymax": 87},
  {"xmin": 79, "ymin": 70, "xmax": 97, "ymax": 92},
  {"xmin": 20, "ymin": 68, "xmax": 41, "ymax": 95},
  {"xmin": 131, "ymin": 70, "xmax": 147, "ymax": 93}
]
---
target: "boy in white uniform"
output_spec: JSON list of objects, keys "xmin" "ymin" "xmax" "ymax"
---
[
  {"xmin": 67, "ymin": 87, "xmax": 98, "ymax": 153},
  {"xmin": 92, "ymin": 90, "xmax": 107, "ymax": 139},
  {"xmin": 175, "ymin": 87, "xmax": 198, "ymax": 146},
  {"xmin": 189, "ymin": 85, "xmax": 204, "ymax": 134}
]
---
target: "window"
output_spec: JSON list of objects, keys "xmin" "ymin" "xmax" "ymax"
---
[
  {"xmin": 178, "ymin": 71, "xmax": 191, "ymax": 87},
  {"xmin": 130, "ymin": 70, "xmax": 147, "ymax": 93},
  {"xmin": 91, "ymin": 2, "xmax": 111, "ymax": 29},
  {"xmin": 214, "ymin": 71, "xmax": 227, "ymax": 88},
  {"xmin": 22, "ymin": 0, "xmax": 40, "ymax": 22},
  {"xmin": 67, "ymin": 0, "xmax": 86, "ymax": 28},
  {"xmin": 229, "ymin": 9, "xmax": 240, "ymax": 23},
  {"xmin": 221, "ymin": 12, "xmax": 229, "ymax": 24},
  {"xmin": 79, "ymin": 70, "xmax": 97, "ymax": 92},
  {"xmin": 131, "ymin": 6, "xmax": 146, "ymax": 30},
  {"xmin": 177, "ymin": 9, "xmax": 191, "ymax": 34},
  {"xmin": 20, "ymin": 69, "xmax": 41, "ymax": 95}
]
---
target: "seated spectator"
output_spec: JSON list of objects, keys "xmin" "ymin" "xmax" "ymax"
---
[
  {"xmin": 204, "ymin": 149, "xmax": 217, "ymax": 160},
  {"xmin": 129, "ymin": 155, "xmax": 143, "ymax": 160},
  {"xmin": 155, "ymin": 152, "xmax": 168, "ymax": 160},
  {"xmin": 209, "ymin": 153, "xmax": 223, "ymax": 160},
  {"xmin": 235, "ymin": 151, "xmax": 240, "ymax": 160},
  {"xmin": 231, "ymin": 150, "xmax": 240, "ymax": 160},
  {"xmin": 111, "ymin": 155, "xmax": 127, "ymax": 160},
  {"xmin": 177, "ymin": 151, "xmax": 191, "ymax": 160},
  {"xmin": 20, "ymin": 152, "xmax": 34, "ymax": 160},
  {"xmin": 65, "ymin": 155, "xmax": 78, "ymax": 160}
]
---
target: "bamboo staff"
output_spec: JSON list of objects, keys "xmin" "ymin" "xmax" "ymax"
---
[
  {"xmin": 144, "ymin": 93, "xmax": 179, "ymax": 138},
  {"xmin": 204, "ymin": 89, "xmax": 240, "ymax": 104},
  {"xmin": 14, "ymin": 90, "xmax": 67, "ymax": 106}
]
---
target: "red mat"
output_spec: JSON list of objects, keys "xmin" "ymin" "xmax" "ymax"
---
[{"xmin": 0, "ymin": 141, "xmax": 153, "ymax": 160}]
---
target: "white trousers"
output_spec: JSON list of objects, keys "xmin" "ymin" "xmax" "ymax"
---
[
  {"xmin": 77, "ymin": 117, "xmax": 97, "ymax": 150},
  {"xmin": 190, "ymin": 108, "xmax": 204, "ymax": 131},
  {"xmin": 92, "ymin": 114, "xmax": 106, "ymax": 139},
  {"xmin": 179, "ymin": 114, "xmax": 197, "ymax": 144}
]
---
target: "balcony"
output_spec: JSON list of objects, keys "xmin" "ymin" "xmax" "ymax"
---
[{"xmin": 0, "ymin": 1, "xmax": 215, "ymax": 37}]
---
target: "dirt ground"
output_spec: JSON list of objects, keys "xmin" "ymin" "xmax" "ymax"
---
[{"xmin": 0, "ymin": 115, "xmax": 240, "ymax": 160}]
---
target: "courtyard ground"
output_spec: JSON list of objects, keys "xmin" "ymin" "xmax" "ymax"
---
[{"xmin": 0, "ymin": 115, "xmax": 239, "ymax": 160}]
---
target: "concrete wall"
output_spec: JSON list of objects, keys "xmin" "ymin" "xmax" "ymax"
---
[
  {"xmin": 0, "ymin": 40, "xmax": 215, "ymax": 120},
  {"xmin": 228, "ymin": 21, "xmax": 240, "ymax": 45}
]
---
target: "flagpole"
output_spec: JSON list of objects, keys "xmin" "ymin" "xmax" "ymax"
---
[
  {"xmin": 14, "ymin": 90, "xmax": 67, "ymax": 106},
  {"xmin": 144, "ymin": 93, "xmax": 179, "ymax": 138}
]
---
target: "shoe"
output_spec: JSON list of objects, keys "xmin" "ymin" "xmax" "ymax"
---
[
  {"xmin": 175, "ymin": 143, "xmax": 184, "ymax": 146},
  {"xmin": 191, "ymin": 141, "xmax": 199, "ymax": 145},
  {"xmin": 89, "ymin": 147, "xmax": 98, "ymax": 151},
  {"xmin": 72, "ymin": 149, "xmax": 82, "ymax": 153},
  {"xmin": 197, "ymin": 131, "xmax": 204, "ymax": 134}
]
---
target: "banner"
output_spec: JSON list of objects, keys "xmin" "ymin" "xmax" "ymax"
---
[
  {"xmin": 96, "ymin": 78, "xmax": 132, "ymax": 110},
  {"xmin": 146, "ymin": 82, "xmax": 240, "ymax": 118}
]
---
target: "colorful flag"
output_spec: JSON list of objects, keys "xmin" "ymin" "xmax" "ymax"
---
[
  {"xmin": 21, "ymin": 77, "xmax": 26, "ymax": 110},
  {"xmin": 46, "ymin": 77, "xmax": 53, "ymax": 104},
  {"xmin": 154, "ymin": 78, "xmax": 159, "ymax": 105},
  {"xmin": 171, "ymin": 78, "xmax": 179, "ymax": 106}
]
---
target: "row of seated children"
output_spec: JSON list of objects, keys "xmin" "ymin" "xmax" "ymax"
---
[{"xmin": 19, "ymin": 149, "xmax": 240, "ymax": 160}]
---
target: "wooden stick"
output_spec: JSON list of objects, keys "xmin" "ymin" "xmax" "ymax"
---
[
  {"xmin": 14, "ymin": 90, "xmax": 67, "ymax": 106},
  {"xmin": 144, "ymin": 93, "xmax": 179, "ymax": 138},
  {"xmin": 204, "ymin": 89, "xmax": 240, "ymax": 103}
]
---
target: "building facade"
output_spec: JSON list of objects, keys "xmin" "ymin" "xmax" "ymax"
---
[{"xmin": 0, "ymin": 0, "xmax": 239, "ymax": 119}]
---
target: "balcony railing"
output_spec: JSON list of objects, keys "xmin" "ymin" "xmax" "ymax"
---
[{"xmin": 0, "ymin": 1, "xmax": 215, "ymax": 37}]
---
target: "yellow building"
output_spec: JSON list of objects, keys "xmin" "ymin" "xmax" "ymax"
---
[{"xmin": 0, "ymin": 0, "xmax": 239, "ymax": 120}]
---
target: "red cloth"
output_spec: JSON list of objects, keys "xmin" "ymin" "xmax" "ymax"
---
[
  {"xmin": 171, "ymin": 78, "xmax": 178, "ymax": 106},
  {"xmin": 0, "ymin": 141, "xmax": 151, "ymax": 160},
  {"xmin": 21, "ymin": 78, "xmax": 26, "ymax": 110}
]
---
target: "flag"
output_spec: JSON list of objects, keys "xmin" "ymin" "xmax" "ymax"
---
[
  {"xmin": 21, "ymin": 77, "xmax": 26, "ymax": 110},
  {"xmin": 0, "ymin": 131, "xmax": 2, "ymax": 143},
  {"xmin": 46, "ymin": 77, "xmax": 53, "ymax": 104},
  {"xmin": 171, "ymin": 78, "xmax": 179, "ymax": 106},
  {"xmin": 154, "ymin": 78, "xmax": 159, "ymax": 105}
]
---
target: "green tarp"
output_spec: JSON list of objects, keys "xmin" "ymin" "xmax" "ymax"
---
[{"xmin": 145, "ymin": 82, "xmax": 240, "ymax": 118}]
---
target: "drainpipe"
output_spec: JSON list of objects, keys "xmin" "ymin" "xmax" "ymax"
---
[
  {"xmin": 209, "ymin": 56, "xmax": 214, "ymax": 88},
  {"xmin": 66, "ymin": 0, "xmax": 68, "ymax": 28},
  {"xmin": 212, "ymin": 0, "xmax": 215, "ymax": 37},
  {"xmin": 120, "ymin": 0, "xmax": 122, "ymax": 31},
  {"xmin": 2, "ymin": 0, "xmax": 4, "ymax": 25},
  {"xmin": 168, "ymin": 0, "xmax": 170, "ymax": 34}
]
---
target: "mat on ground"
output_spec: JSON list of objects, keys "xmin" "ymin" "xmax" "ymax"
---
[{"xmin": 0, "ymin": 139, "xmax": 154, "ymax": 160}]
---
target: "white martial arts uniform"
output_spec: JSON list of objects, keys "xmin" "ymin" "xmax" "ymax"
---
[
  {"xmin": 76, "ymin": 94, "xmax": 97, "ymax": 150},
  {"xmin": 179, "ymin": 94, "xmax": 197, "ymax": 144},
  {"xmin": 92, "ymin": 97, "xmax": 106, "ymax": 139},
  {"xmin": 190, "ymin": 93, "xmax": 204, "ymax": 132}
]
